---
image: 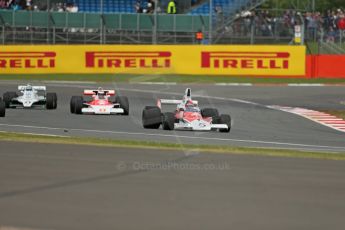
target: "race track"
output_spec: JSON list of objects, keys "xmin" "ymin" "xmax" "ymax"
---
[
  {"xmin": 1, "ymin": 81, "xmax": 345, "ymax": 230},
  {"xmin": 0, "ymin": 141, "xmax": 345, "ymax": 230},
  {"xmin": 0, "ymin": 81, "xmax": 345, "ymax": 152}
]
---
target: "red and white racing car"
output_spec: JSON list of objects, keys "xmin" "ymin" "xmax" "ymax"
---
[
  {"xmin": 70, "ymin": 87, "xmax": 129, "ymax": 115},
  {"xmin": 142, "ymin": 88, "xmax": 231, "ymax": 132}
]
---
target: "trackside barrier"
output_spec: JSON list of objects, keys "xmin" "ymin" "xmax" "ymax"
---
[
  {"xmin": 0, "ymin": 45, "xmax": 305, "ymax": 76},
  {"xmin": 306, "ymin": 55, "xmax": 345, "ymax": 78}
]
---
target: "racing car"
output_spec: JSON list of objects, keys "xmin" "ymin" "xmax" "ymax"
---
[
  {"xmin": 3, "ymin": 84, "xmax": 57, "ymax": 109},
  {"xmin": 0, "ymin": 98, "xmax": 5, "ymax": 117},
  {"xmin": 142, "ymin": 88, "xmax": 231, "ymax": 132},
  {"xmin": 70, "ymin": 87, "xmax": 129, "ymax": 115}
]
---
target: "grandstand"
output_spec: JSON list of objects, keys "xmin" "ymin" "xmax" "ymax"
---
[
  {"xmin": 190, "ymin": 0, "xmax": 265, "ymax": 17},
  {"xmin": 76, "ymin": 0, "xmax": 134, "ymax": 13},
  {"xmin": 74, "ymin": 0, "xmax": 184, "ymax": 14},
  {"xmin": 0, "ymin": 0, "xmax": 302, "ymax": 45}
]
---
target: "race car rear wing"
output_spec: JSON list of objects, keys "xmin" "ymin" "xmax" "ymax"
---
[
  {"xmin": 83, "ymin": 90, "xmax": 115, "ymax": 96},
  {"xmin": 159, "ymin": 99, "xmax": 199, "ymax": 105},
  {"xmin": 18, "ymin": 85, "xmax": 46, "ymax": 91},
  {"xmin": 157, "ymin": 99, "xmax": 199, "ymax": 109},
  {"xmin": 157, "ymin": 88, "xmax": 198, "ymax": 108}
]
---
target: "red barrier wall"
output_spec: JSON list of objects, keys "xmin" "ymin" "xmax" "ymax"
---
[{"xmin": 307, "ymin": 55, "xmax": 345, "ymax": 78}]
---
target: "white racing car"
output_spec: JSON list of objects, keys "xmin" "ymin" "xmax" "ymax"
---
[
  {"xmin": 70, "ymin": 87, "xmax": 129, "ymax": 115},
  {"xmin": 3, "ymin": 84, "xmax": 57, "ymax": 110},
  {"xmin": 142, "ymin": 88, "xmax": 232, "ymax": 132}
]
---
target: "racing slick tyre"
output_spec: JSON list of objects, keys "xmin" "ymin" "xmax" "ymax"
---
[
  {"xmin": 46, "ymin": 93, "xmax": 56, "ymax": 110},
  {"xmin": 70, "ymin": 96, "xmax": 79, "ymax": 113},
  {"xmin": 3, "ymin": 92, "xmax": 18, "ymax": 108},
  {"xmin": 46, "ymin": 93, "xmax": 58, "ymax": 110},
  {"xmin": 201, "ymin": 108, "xmax": 219, "ymax": 118},
  {"xmin": 51, "ymin": 93, "xmax": 58, "ymax": 109},
  {"xmin": 0, "ymin": 100, "xmax": 5, "ymax": 117},
  {"xmin": 162, "ymin": 112, "xmax": 175, "ymax": 130},
  {"xmin": 117, "ymin": 96, "xmax": 129, "ymax": 115},
  {"xmin": 142, "ymin": 106, "xmax": 161, "ymax": 129},
  {"xmin": 144, "ymin": 106, "xmax": 159, "ymax": 110},
  {"xmin": 74, "ymin": 96, "xmax": 84, "ymax": 114},
  {"xmin": 219, "ymin": 114, "xmax": 231, "ymax": 133}
]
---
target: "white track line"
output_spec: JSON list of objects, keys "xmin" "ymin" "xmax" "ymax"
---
[
  {"xmin": 42, "ymin": 80, "xmax": 97, "ymax": 84},
  {"xmin": 136, "ymin": 82, "xmax": 177, "ymax": 85},
  {"xmin": 215, "ymin": 83, "xmax": 253, "ymax": 86},
  {"xmin": 0, "ymin": 123, "xmax": 344, "ymax": 151},
  {"xmin": 287, "ymin": 83, "xmax": 325, "ymax": 87}
]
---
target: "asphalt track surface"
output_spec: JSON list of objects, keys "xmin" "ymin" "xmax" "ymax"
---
[
  {"xmin": 0, "ymin": 141, "xmax": 345, "ymax": 230},
  {"xmin": 0, "ymin": 81, "xmax": 345, "ymax": 152}
]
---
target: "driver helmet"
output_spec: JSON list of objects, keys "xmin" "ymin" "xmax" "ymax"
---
[
  {"xmin": 185, "ymin": 99, "xmax": 195, "ymax": 107},
  {"xmin": 26, "ymin": 84, "xmax": 33, "ymax": 91},
  {"xmin": 97, "ymin": 87, "xmax": 106, "ymax": 96},
  {"xmin": 97, "ymin": 87, "xmax": 104, "ymax": 93}
]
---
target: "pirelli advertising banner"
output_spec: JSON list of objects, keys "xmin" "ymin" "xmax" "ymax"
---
[{"xmin": 0, "ymin": 45, "xmax": 306, "ymax": 76}]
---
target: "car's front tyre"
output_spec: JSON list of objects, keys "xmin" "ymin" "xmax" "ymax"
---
[
  {"xmin": 219, "ymin": 114, "xmax": 231, "ymax": 133},
  {"xmin": 3, "ymin": 92, "xmax": 18, "ymax": 108},
  {"xmin": 162, "ymin": 112, "xmax": 175, "ymax": 130},
  {"xmin": 74, "ymin": 96, "xmax": 84, "ymax": 114},
  {"xmin": 46, "ymin": 93, "xmax": 57, "ymax": 110},
  {"xmin": 116, "ymin": 96, "xmax": 129, "ymax": 115}
]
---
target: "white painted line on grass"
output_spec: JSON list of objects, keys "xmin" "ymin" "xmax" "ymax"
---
[{"xmin": 0, "ymin": 130, "xmax": 70, "ymax": 138}]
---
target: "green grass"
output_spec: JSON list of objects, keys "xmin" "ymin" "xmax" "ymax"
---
[
  {"xmin": 0, "ymin": 132, "xmax": 344, "ymax": 161},
  {"xmin": 306, "ymin": 41, "xmax": 345, "ymax": 54},
  {"xmin": 322, "ymin": 110, "xmax": 345, "ymax": 120},
  {"xmin": 1, "ymin": 74, "xmax": 345, "ymax": 84}
]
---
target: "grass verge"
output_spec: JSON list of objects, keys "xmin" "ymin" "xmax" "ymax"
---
[
  {"xmin": 1, "ymin": 74, "xmax": 345, "ymax": 84},
  {"xmin": 322, "ymin": 110, "xmax": 345, "ymax": 120},
  {"xmin": 0, "ymin": 132, "xmax": 344, "ymax": 161}
]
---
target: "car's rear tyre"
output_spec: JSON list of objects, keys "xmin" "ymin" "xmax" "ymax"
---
[
  {"xmin": 46, "ymin": 93, "xmax": 57, "ymax": 110},
  {"xmin": 201, "ymin": 108, "xmax": 219, "ymax": 118},
  {"xmin": 0, "ymin": 100, "xmax": 6, "ymax": 117},
  {"xmin": 74, "ymin": 96, "xmax": 84, "ymax": 114},
  {"xmin": 144, "ymin": 106, "xmax": 159, "ymax": 110},
  {"xmin": 3, "ymin": 92, "xmax": 17, "ymax": 108},
  {"xmin": 219, "ymin": 114, "xmax": 231, "ymax": 133},
  {"xmin": 142, "ymin": 106, "xmax": 161, "ymax": 129},
  {"xmin": 162, "ymin": 112, "xmax": 175, "ymax": 130},
  {"xmin": 52, "ymin": 93, "xmax": 58, "ymax": 109},
  {"xmin": 117, "ymin": 96, "xmax": 129, "ymax": 115}
]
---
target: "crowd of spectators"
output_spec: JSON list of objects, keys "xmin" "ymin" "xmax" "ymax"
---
[
  {"xmin": 134, "ymin": 0, "xmax": 204, "ymax": 14},
  {"xmin": 225, "ymin": 7, "xmax": 345, "ymax": 42},
  {"xmin": 2, "ymin": 0, "xmax": 345, "ymax": 43},
  {"xmin": 134, "ymin": 0, "xmax": 157, "ymax": 14},
  {"xmin": 0, "ymin": 0, "xmax": 37, "ymax": 11},
  {"xmin": 51, "ymin": 1, "xmax": 78, "ymax": 12},
  {"xmin": 0, "ymin": 0, "xmax": 78, "ymax": 12}
]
